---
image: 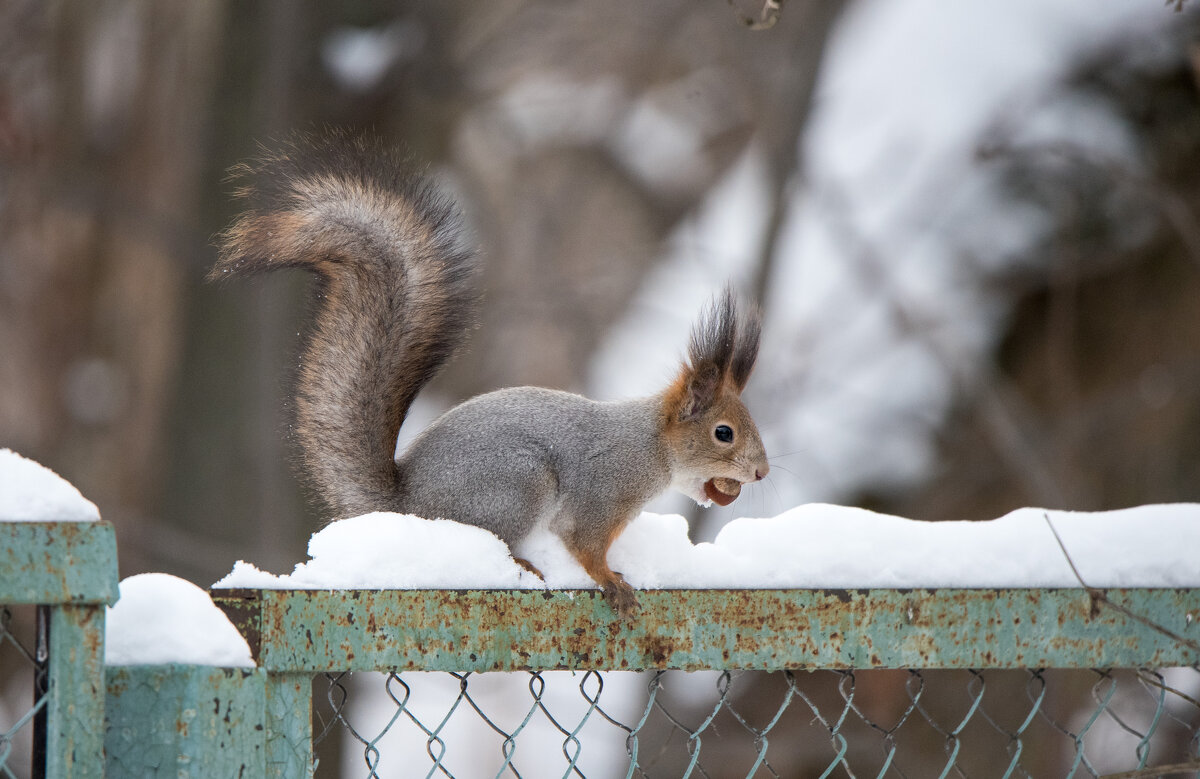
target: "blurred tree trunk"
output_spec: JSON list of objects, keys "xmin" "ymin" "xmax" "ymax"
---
[{"xmin": 0, "ymin": 1, "xmax": 226, "ymax": 575}]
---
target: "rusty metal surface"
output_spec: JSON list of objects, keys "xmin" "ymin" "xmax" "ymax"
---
[
  {"xmin": 0, "ymin": 521, "xmax": 119, "ymax": 606},
  {"xmin": 213, "ymin": 588, "xmax": 263, "ymax": 660},
  {"xmin": 209, "ymin": 588, "xmax": 1200, "ymax": 673},
  {"xmin": 2, "ymin": 522, "xmax": 117, "ymax": 778},
  {"xmin": 43, "ymin": 605, "xmax": 107, "ymax": 779},
  {"xmin": 263, "ymin": 672, "xmax": 314, "ymax": 779},
  {"xmin": 105, "ymin": 665, "xmax": 268, "ymax": 778}
]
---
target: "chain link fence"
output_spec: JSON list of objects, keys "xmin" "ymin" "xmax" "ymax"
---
[
  {"xmin": 0, "ymin": 606, "xmax": 46, "ymax": 779},
  {"xmin": 313, "ymin": 666, "xmax": 1200, "ymax": 778}
]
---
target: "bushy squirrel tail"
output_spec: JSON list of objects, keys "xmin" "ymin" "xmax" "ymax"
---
[{"xmin": 211, "ymin": 132, "xmax": 476, "ymax": 517}]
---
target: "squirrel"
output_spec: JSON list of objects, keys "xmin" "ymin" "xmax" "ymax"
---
[{"xmin": 211, "ymin": 133, "xmax": 769, "ymax": 618}]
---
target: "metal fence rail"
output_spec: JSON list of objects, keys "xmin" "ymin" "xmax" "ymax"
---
[{"xmin": 212, "ymin": 587, "xmax": 1200, "ymax": 779}]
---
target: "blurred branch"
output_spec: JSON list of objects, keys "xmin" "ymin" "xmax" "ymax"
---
[
  {"xmin": 1103, "ymin": 763, "xmax": 1200, "ymax": 779},
  {"xmin": 979, "ymin": 140, "xmax": 1200, "ymax": 272},
  {"xmin": 729, "ymin": 0, "xmax": 783, "ymax": 30}
]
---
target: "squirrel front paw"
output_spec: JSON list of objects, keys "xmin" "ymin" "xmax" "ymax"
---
[{"xmin": 603, "ymin": 575, "xmax": 639, "ymax": 620}]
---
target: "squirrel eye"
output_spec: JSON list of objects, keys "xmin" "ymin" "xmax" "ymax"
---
[{"xmin": 714, "ymin": 424, "xmax": 734, "ymax": 443}]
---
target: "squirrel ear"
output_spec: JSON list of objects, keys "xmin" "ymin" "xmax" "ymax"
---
[{"xmin": 679, "ymin": 362, "xmax": 721, "ymax": 422}]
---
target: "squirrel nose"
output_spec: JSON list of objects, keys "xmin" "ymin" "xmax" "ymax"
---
[{"xmin": 754, "ymin": 466, "xmax": 768, "ymax": 481}]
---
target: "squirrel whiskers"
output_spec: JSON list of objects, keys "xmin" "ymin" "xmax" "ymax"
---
[{"xmin": 213, "ymin": 133, "xmax": 768, "ymax": 618}]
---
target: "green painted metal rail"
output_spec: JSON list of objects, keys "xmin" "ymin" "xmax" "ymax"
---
[
  {"xmin": 210, "ymin": 587, "xmax": 1200, "ymax": 673},
  {"xmin": 0, "ymin": 521, "xmax": 119, "ymax": 606}
]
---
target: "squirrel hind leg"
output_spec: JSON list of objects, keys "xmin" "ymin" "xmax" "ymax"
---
[{"xmin": 564, "ymin": 529, "xmax": 639, "ymax": 620}]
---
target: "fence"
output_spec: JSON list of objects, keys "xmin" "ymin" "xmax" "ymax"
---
[
  {"xmin": 216, "ymin": 588, "xmax": 1200, "ymax": 778},
  {"xmin": 0, "ymin": 521, "xmax": 117, "ymax": 779},
  {"xmin": 2, "ymin": 521, "xmax": 1199, "ymax": 777},
  {"xmin": 310, "ymin": 667, "xmax": 1200, "ymax": 777}
]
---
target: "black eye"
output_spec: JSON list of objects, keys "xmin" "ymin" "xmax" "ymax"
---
[{"xmin": 714, "ymin": 424, "xmax": 734, "ymax": 443}]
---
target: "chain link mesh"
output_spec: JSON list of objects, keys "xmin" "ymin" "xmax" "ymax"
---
[
  {"xmin": 0, "ymin": 606, "xmax": 46, "ymax": 779},
  {"xmin": 314, "ymin": 666, "xmax": 1200, "ymax": 779}
]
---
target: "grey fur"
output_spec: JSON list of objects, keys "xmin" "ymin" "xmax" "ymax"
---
[{"xmin": 400, "ymin": 389, "xmax": 672, "ymax": 546}]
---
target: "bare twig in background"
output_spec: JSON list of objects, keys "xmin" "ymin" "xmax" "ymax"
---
[
  {"xmin": 1043, "ymin": 513, "xmax": 1200, "ymax": 653},
  {"xmin": 729, "ymin": 0, "xmax": 783, "ymax": 30},
  {"xmin": 1102, "ymin": 759, "xmax": 1200, "ymax": 779},
  {"xmin": 979, "ymin": 140, "xmax": 1200, "ymax": 272}
]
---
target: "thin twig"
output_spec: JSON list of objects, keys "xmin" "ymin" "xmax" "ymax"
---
[
  {"xmin": 1043, "ymin": 513, "xmax": 1200, "ymax": 653},
  {"xmin": 1102, "ymin": 759, "xmax": 1200, "ymax": 779},
  {"xmin": 729, "ymin": 0, "xmax": 783, "ymax": 30}
]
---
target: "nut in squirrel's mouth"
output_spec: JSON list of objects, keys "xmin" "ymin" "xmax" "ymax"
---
[{"xmin": 703, "ymin": 477, "xmax": 742, "ymax": 507}]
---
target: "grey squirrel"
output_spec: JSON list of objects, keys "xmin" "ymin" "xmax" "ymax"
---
[{"xmin": 211, "ymin": 134, "xmax": 768, "ymax": 617}]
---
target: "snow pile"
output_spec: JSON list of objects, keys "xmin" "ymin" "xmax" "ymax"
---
[
  {"xmin": 106, "ymin": 573, "xmax": 254, "ymax": 667},
  {"xmin": 213, "ymin": 503, "xmax": 1200, "ymax": 591},
  {"xmin": 0, "ymin": 448, "xmax": 99, "ymax": 522},
  {"xmin": 216, "ymin": 513, "xmax": 533, "ymax": 589}
]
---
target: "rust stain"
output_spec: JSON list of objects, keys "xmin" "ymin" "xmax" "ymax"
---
[
  {"xmin": 225, "ymin": 588, "xmax": 1200, "ymax": 673},
  {"xmin": 637, "ymin": 635, "xmax": 676, "ymax": 667},
  {"xmin": 210, "ymin": 589, "xmax": 263, "ymax": 664}
]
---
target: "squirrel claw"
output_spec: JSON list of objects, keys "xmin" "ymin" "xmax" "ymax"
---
[
  {"xmin": 514, "ymin": 556, "xmax": 545, "ymax": 580},
  {"xmin": 603, "ymin": 577, "xmax": 640, "ymax": 620}
]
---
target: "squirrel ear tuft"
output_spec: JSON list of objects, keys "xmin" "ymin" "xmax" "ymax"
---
[
  {"xmin": 730, "ymin": 306, "xmax": 761, "ymax": 393},
  {"xmin": 688, "ymin": 287, "xmax": 736, "ymax": 376},
  {"xmin": 686, "ymin": 285, "xmax": 760, "ymax": 397}
]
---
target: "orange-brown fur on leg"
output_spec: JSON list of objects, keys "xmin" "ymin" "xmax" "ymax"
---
[{"xmin": 565, "ymin": 518, "xmax": 639, "ymax": 619}]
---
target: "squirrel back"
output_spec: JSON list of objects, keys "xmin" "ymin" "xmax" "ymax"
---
[
  {"xmin": 210, "ymin": 133, "xmax": 475, "ymax": 517},
  {"xmin": 214, "ymin": 134, "xmax": 767, "ymax": 618}
]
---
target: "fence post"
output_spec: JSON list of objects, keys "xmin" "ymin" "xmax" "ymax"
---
[
  {"xmin": 104, "ymin": 665, "xmax": 270, "ymax": 777},
  {"xmin": 212, "ymin": 589, "xmax": 315, "ymax": 778},
  {"xmin": 265, "ymin": 672, "xmax": 313, "ymax": 779},
  {"xmin": 0, "ymin": 521, "xmax": 118, "ymax": 779},
  {"xmin": 42, "ymin": 605, "xmax": 108, "ymax": 779}
]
